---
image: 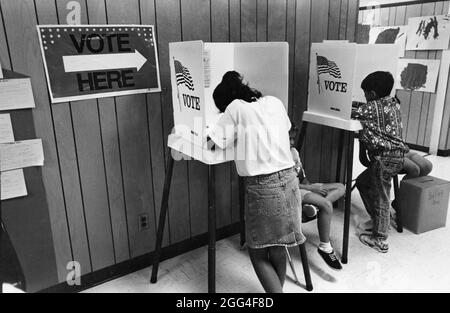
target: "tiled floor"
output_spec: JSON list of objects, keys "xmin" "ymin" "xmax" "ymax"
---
[{"xmin": 85, "ymin": 142, "xmax": 450, "ymax": 293}]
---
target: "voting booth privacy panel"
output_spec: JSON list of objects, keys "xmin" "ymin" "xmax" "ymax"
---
[
  {"xmin": 168, "ymin": 40, "xmax": 289, "ymax": 164},
  {"xmin": 308, "ymin": 42, "xmax": 400, "ymax": 120}
]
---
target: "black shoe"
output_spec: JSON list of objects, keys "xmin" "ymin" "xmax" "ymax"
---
[
  {"xmin": 302, "ymin": 204, "xmax": 318, "ymax": 223},
  {"xmin": 317, "ymin": 248, "xmax": 343, "ymax": 271}
]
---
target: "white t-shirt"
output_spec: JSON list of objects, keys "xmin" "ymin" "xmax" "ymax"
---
[{"xmin": 209, "ymin": 96, "xmax": 294, "ymax": 177}]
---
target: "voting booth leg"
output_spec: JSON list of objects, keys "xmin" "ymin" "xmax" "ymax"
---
[
  {"xmin": 342, "ymin": 132, "xmax": 355, "ymax": 264},
  {"xmin": 150, "ymin": 152, "xmax": 175, "ymax": 284},
  {"xmin": 392, "ymin": 175, "xmax": 403, "ymax": 233},
  {"xmin": 335, "ymin": 131, "xmax": 345, "ymax": 183},
  {"xmin": 296, "ymin": 122, "xmax": 308, "ymax": 152},
  {"xmin": 208, "ymin": 165, "xmax": 216, "ymax": 293},
  {"xmin": 299, "ymin": 243, "xmax": 313, "ymax": 292},
  {"xmin": 239, "ymin": 177, "xmax": 246, "ymax": 247}
]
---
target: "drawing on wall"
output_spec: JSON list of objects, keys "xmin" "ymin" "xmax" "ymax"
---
[
  {"xmin": 369, "ymin": 25, "xmax": 408, "ymax": 56},
  {"xmin": 395, "ymin": 59, "xmax": 440, "ymax": 93},
  {"xmin": 406, "ymin": 15, "xmax": 450, "ymax": 50},
  {"xmin": 356, "ymin": 24, "xmax": 371, "ymax": 44}
]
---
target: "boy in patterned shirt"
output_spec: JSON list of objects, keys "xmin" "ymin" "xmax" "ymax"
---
[{"xmin": 351, "ymin": 71, "xmax": 409, "ymax": 253}]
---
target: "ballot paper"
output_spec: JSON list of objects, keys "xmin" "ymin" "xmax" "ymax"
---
[
  {"xmin": 0, "ymin": 114, "xmax": 14, "ymax": 143},
  {"xmin": 1, "ymin": 169, "xmax": 27, "ymax": 200},
  {"xmin": 0, "ymin": 139, "xmax": 44, "ymax": 171},
  {"xmin": 0, "ymin": 76, "xmax": 35, "ymax": 111}
]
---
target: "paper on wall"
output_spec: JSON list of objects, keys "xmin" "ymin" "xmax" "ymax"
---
[
  {"xmin": 0, "ymin": 63, "xmax": 3, "ymax": 79},
  {"xmin": 0, "ymin": 114, "xmax": 15, "ymax": 143},
  {"xmin": 406, "ymin": 15, "xmax": 450, "ymax": 51},
  {"xmin": 0, "ymin": 139, "xmax": 44, "ymax": 171},
  {"xmin": 1, "ymin": 169, "xmax": 27, "ymax": 200},
  {"xmin": 368, "ymin": 25, "xmax": 408, "ymax": 57},
  {"xmin": 0, "ymin": 77, "xmax": 35, "ymax": 111},
  {"xmin": 395, "ymin": 58, "xmax": 441, "ymax": 93}
]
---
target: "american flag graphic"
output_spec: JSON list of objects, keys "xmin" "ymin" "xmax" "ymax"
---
[
  {"xmin": 174, "ymin": 59, "xmax": 195, "ymax": 91},
  {"xmin": 317, "ymin": 55, "xmax": 342, "ymax": 79}
]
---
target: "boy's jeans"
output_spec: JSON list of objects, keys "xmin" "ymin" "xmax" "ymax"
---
[{"xmin": 356, "ymin": 154, "xmax": 404, "ymax": 240}]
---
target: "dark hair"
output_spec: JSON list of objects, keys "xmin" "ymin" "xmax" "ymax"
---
[
  {"xmin": 361, "ymin": 71, "xmax": 395, "ymax": 99},
  {"xmin": 213, "ymin": 71, "xmax": 262, "ymax": 113}
]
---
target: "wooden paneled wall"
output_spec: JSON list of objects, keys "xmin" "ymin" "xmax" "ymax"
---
[
  {"xmin": 359, "ymin": 1, "xmax": 450, "ymax": 151},
  {"xmin": 0, "ymin": 0, "xmax": 359, "ymax": 291}
]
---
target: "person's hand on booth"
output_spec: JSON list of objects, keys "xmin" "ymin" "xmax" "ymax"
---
[
  {"xmin": 206, "ymin": 136, "xmax": 216, "ymax": 151},
  {"xmin": 290, "ymin": 147, "xmax": 302, "ymax": 175}
]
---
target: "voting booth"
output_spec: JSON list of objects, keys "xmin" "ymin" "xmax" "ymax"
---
[
  {"xmin": 300, "ymin": 42, "xmax": 400, "ymax": 264},
  {"xmin": 307, "ymin": 42, "xmax": 400, "ymax": 120},
  {"xmin": 167, "ymin": 41, "xmax": 289, "ymax": 164},
  {"xmin": 151, "ymin": 41, "xmax": 303, "ymax": 293}
]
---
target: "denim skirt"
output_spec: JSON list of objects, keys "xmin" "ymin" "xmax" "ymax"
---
[{"xmin": 244, "ymin": 167, "xmax": 306, "ymax": 249}]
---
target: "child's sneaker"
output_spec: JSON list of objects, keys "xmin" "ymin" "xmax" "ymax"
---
[
  {"xmin": 302, "ymin": 204, "xmax": 318, "ymax": 223},
  {"xmin": 317, "ymin": 248, "xmax": 343, "ymax": 271},
  {"xmin": 359, "ymin": 233, "xmax": 389, "ymax": 253}
]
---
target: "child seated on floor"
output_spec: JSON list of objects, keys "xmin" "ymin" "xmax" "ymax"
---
[
  {"xmin": 351, "ymin": 71, "xmax": 409, "ymax": 253},
  {"xmin": 290, "ymin": 147, "xmax": 345, "ymax": 271}
]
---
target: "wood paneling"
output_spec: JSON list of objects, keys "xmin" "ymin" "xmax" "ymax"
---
[
  {"xmin": 57, "ymin": 0, "xmax": 116, "ymax": 272},
  {"xmin": 105, "ymin": 0, "xmax": 157, "ymax": 259},
  {"xmin": 155, "ymin": 0, "xmax": 191, "ymax": 244},
  {"xmin": 210, "ymin": 0, "xmax": 233, "ymax": 229},
  {"xmin": 0, "ymin": 0, "xmax": 360, "ymax": 291}
]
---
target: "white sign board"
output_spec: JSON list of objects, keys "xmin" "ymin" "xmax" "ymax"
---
[
  {"xmin": 395, "ymin": 58, "xmax": 441, "ymax": 93},
  {"xmin": 368, "ymin": 25, "xmax": 407, "ymax": 57},
  {"xmin": 406, "ymin": 15, "xmax": 450, "ymax": 51},
  {"xmin": 169, "ymin": 41, "xmax": 289, "ymax": 162},
  {"xmin": 308, "ymin": 43, "xmax": 357, "ymax": 119},
  {"xmin": 308, "ymin": 42, "xmax": 399, "ymax": 120}
]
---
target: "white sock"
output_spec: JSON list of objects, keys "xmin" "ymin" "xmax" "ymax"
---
[{"xmin": 319, "ymin": 241, "xmax": 333, "ymax": 253}]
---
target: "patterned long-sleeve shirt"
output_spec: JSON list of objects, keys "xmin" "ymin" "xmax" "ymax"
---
[{"xmin": 351, "ymin": 96, "xmax": 409, "ymax": 154}]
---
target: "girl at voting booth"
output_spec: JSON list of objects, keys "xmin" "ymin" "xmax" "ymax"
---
[{"xmin": 207, "ymin": 71, "xmax": 304, "ymax": 293}]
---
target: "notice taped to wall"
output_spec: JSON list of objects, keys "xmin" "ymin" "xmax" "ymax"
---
[
  {"xmin": 0, "ymin": 114, "xmax": 15, "ymax": 143},
  {"xmin": 1, "ymin": 169, "xmax": 27, "ymax": 200},
  {"xmin": 0, "ymin": 139, "xmax": 44, "ymax": 172}
]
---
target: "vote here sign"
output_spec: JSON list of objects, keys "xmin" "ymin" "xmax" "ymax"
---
[{"xmin": 37, "ymin": 25, "xmax": 161, "ymax": 103}]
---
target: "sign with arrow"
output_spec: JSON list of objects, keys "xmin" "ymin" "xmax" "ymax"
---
[{"xmin": 37, "ymin": 25, "xmax": 161, "ymax": 103}]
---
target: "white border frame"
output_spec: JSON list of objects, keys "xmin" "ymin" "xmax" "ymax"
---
[
  {"xmin": 36, "ymin": 24, "xmax": 162, "ymax": 104},
  {"xmin": 430, "ymin": 50, "xmax": 450, "ymax": 155}
]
